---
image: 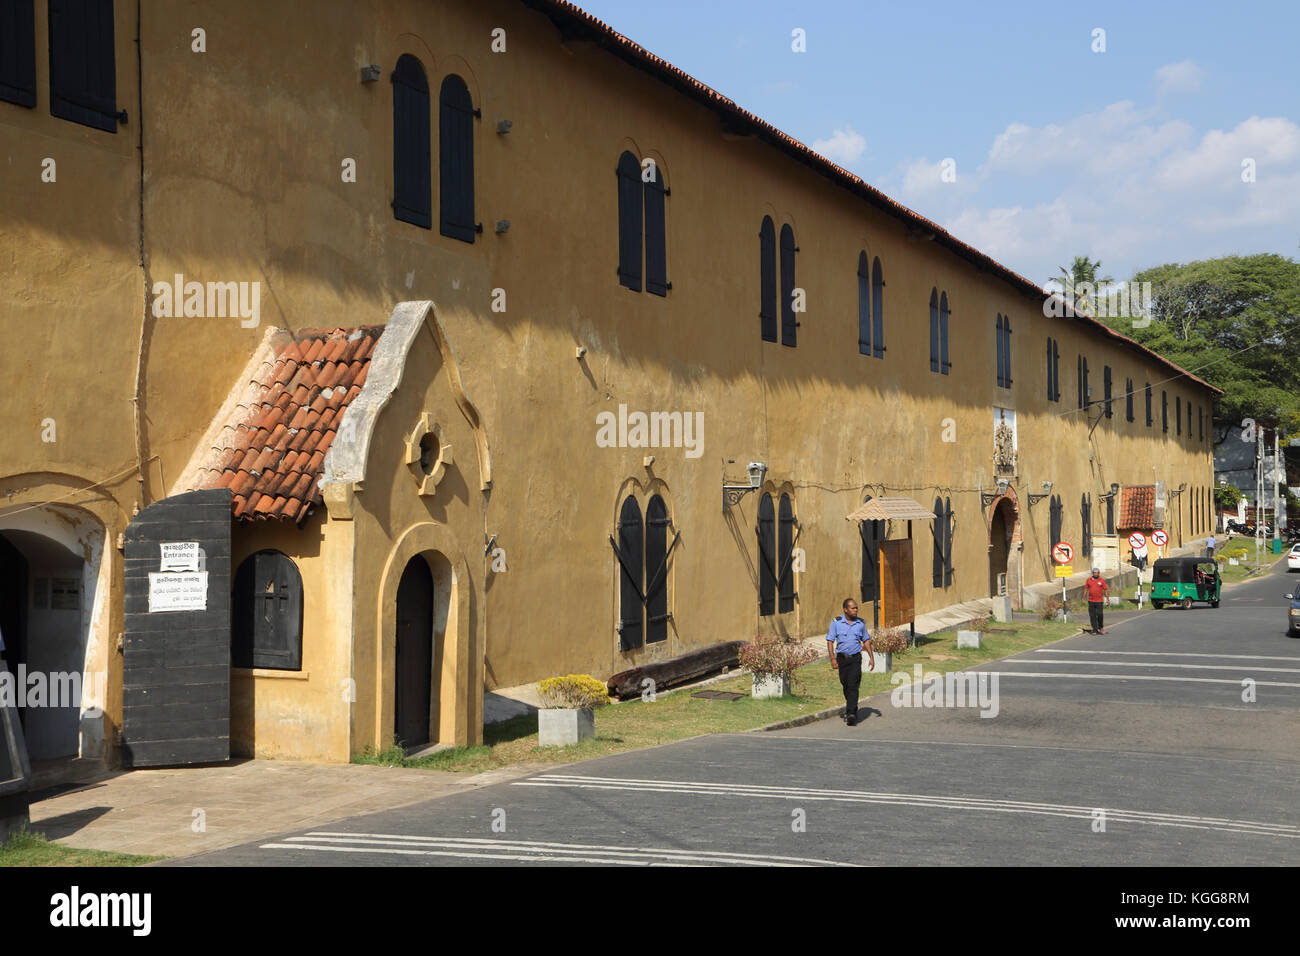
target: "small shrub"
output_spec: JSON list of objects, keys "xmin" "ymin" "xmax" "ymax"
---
[
  {"xmin": 1041, "ymin": 597, "xmax": 1082, "ymax": 620},
  {"xmin": 538, "ymin": 674, "xmax": 611, "ymax": 710},
  {"xmin": 739, "ymin": 637, "xmax": 819, "ymax": 693},
  {"xmin": 869, "ymin": 626, "xmax": 910, "ymax": 656},
  {"xmin": 968, "ymin": 615, "xmax": 995, "ymax": 633}
]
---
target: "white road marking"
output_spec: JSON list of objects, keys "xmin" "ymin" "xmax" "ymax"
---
[
  {"xmin": 515, "ymin": 774, "xmax": 1300, "ymax": 839},
  {"xmin": 1031, "ymin": 649, "xmax": 1300, "ymax": 662},
  {"xmin": 980, "ymin": 670, "xmax": 1300, "ymax": 687},
  {"xmin": 259, "ymin": 832, "xmax": 849, "ymax": 866},
  {"xmin": 1005, "ymin": 659, "xmax": 1300, "ymax": 673}
]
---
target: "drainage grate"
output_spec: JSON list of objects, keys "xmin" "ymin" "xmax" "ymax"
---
[{"xmin": 691, "ymin": 690, "xmax": 746, "ymax": 701}]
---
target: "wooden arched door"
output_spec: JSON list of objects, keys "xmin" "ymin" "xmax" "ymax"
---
[{"xmin": 395, "ymin": 556, "xmax": 434, "ymax": 748}]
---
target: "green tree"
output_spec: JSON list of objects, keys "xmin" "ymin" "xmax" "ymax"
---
[{"xmin": 1050, "ymin": 255, "xmax": 1114, "ymax": 314}]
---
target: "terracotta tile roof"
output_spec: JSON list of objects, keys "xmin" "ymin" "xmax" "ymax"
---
[
  {"xmin": 190, "ymin": 326, "xmax": 383, "ymax": 522},
  {"xmin": 1118, "ymin": 485, "xmax": 1155, "ymax": 529},
  {"xmin": 524, "ymin": 0, "xmax": 1221, "ymax": 396}
]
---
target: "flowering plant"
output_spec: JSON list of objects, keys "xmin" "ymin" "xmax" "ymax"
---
[
  {"xmin": 537, "ymin": 674, "xmax": 611, "ymax": 709},
  {"xmin": 738, "ymin": 636, "xmax": 818, "ymax": 691}
]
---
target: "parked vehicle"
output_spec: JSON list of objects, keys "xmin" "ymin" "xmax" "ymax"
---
[
  {"xmin": 1226, "ymin": 520, "xmax": 1252, "ymax": 535},
  {"xmin": 1285, "ymin": 592, "xmax": 1300, "ymax": 637},
  {"xmin": 1150, "ymin": 557, "xmax": 1221, "ymax": 609}
]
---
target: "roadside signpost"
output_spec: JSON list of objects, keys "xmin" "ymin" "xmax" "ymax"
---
[
  {"xmin": 1129, "ymin": 532, "xmax": 1148, "ymax": 607},
  {"xmin": 1053, "ymin": 542, "xmax": 1074, "ymax": 620},
  {"xmin": 1151, "ymin": 529, "xmax": 1167, "ymax": 560}
]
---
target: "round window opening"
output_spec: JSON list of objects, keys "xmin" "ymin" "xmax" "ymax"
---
[{"xmin": 419, "ymin": 432, "xmax": 441, "ymax": 475}]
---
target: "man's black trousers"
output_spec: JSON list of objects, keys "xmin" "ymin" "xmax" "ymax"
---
[
  {"xmin": 837, "ymin": 651, "xmax": 862, "ymax": 718},
  {"xmin": 1088, "ymin": 600, "xmax": 1104, "ymax": 633}
]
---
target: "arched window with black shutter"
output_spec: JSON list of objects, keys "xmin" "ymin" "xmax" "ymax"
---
[
  {"xmin": 778, "ymin": 494, "xmax": 796, "ymax": 613},
  {"xmin": 759, "ymin": 217, "xmax": 776, "ymax": 342},
  {"xmin": 871, "ymin": 257, "xmax": 884, "ymax": 358},
  {"xmin": 932, "ymin": 496, "xmax": 944, "ymax": 587},
  {"xmin": 644, "ymin": 163, "xmax": 668, "ymax": 296},
  {"xmin": 859, "ymin": 496, "xmax": 882, "ymax": 604},
  {"xmin": 929, "ymin": 289, "xmax": 940, "ymax": 373},
  {"xmin": 616, "ymin": 496, "xmax": 644, "ymax": 650},
  {"xmin": 49, "ymin": 0, "xmax": 118, "ymax": 132},
  {"xmin": 644, "ymin": 495, "xmax": 670, "ymax": 644},
  {"xmin": 1049, "ymin": 495, "xmax": 1063, "ymax": 550},
  {"xmin": 857, "ymin": 252, "xmax": 871, "ymax": 356},
  {"xmin": 939, "ymin": 292, "xmax": 950, "ymax": 373},
  {"xmin": 944, "ymin": 496, "xmax": 954, "ymax": 585},
  {"xmin": 779, "ymin": 224, "xmax": 797, "ymax": 347},
  {"xmin": 0, "ymin": 0, "xmax": 36, "ymax": 108},
  {"xmin": 617, "ymin": 151, "xmax": 642, "ymax": 291},
  {"xmin": 439, "ymin": 74, "xmax": 476, "ymax": 242},
  {"xmin": 757, "ymin": 493, "xmax": 777, "ymax": 615},
  {"xmin": 232, "ymin": 550, "xmax": 304, "ymax": 671},
  {"xmin": 392, "ymin": 54, "xmax": 431, "ymax": 228}
]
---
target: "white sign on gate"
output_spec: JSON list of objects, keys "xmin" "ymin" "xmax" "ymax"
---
[{"xmin": 160, "ymin": 541, "xmax": 202, "ymax": 572}]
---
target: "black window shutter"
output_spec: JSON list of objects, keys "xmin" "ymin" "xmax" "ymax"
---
[
  {"xmin": 871, "ymin": 258, "xmax": 884, "ymax": 358},
  {"xmin": 232, "ymin": 551, "xmax": 303, "ymax": 671},
  {"xmin": 858, "ymin": 497, "xmax": 881, "ymax": 604},
  {"xmin": 439, "ymin": 74, "xmax": 475, "ymax": 242},
  {"xmin": 939, "ymin": 292, "xmax": 950, "ymax": 373},
  {"xmin": 617, "ymin": 151, "xmax": 642, "ymax": 292},
  {"xmin": 644, "ymin": 166, "xmax": 667, "ymax": 296},
  {"xmin": 929, "ymin": 289, "xmax": 939, "ymax": 372},
  {"xmin": 759, "ymin": 217, "xmax": 776, "ymax": 341},
  {"xmin": 1126, "ymin": 378, "xmax": 1134, "ymax": 421},
  {"xmin": 617, "ymin": 496, "xmax": 644, "ymax": 650},
  {"xmin": 1083, "ymin": 357, "xmax": 1090, "ymax": 406},
  {"xmin": 1146, "ymin": 384, "xmax": 1152, "ymax": 426},
  {"xmin": 996, "ymin": 314, "xmax": 1005, "ymax": 387},
  {"xmin": 779, "ymin": 224, "xmax": 797, "ymax": 347},
  {"xmin": 0, "ymin": 0, "xmax": 36, "ymax": 107},
  {"xmin": 932, "ymin": 496, "xmax": 944, "ymax": 587},
  {"xmin": 1052, "ymin": 340, "xmax": 1060, "ymax": 401},
  {"xmin": 49, "ymin": 0, "xmax": 117, "ymax": 132},
  {"xmin": 757, "ymin": 493, "xmax": 777, "ymax": 615},
  {"xmin": 392, "ymin": 54, "xmax": 431, "ymax": 228},
  {"xmin": 1004, "ymin": 316, "xmax": 1012, "ymax": 385},
  {"xmin": 944, "ymin": 497, "xmax": 954, "ymax": 586},
  {"xmin": 1162, "ymin": 390, "xmax": 1168, "ymax": 432},
  {"xmin": 858, "ymin": 252, "xmax": 871, "ymax": 356},
  {"xmin": 1176, "ymin": 395, "xmax": 1182, "ymax": 435},
  {"xmin": 1081, "ymin": 494, "xmax": 1092, "ymax": 557},
  {"xmin": 644, "ymin": 495, "xmax": 669, "ymax": 643},
  {"xmin": 1050, "ymin": 495, "xmax": 1062, "ymax": 548},
  {"xmin": 777, "ymin": 495, "xmax": 796, "ymax": 613},
  {"xmin": 1046, "ymin": 339, "xmax": 1053, "ymax": 400},
  {"xmin": 1104, "ymin": 366, "xmax": 1113, "ymax": 418}
]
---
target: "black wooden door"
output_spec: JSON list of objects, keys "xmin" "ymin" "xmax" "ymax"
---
[
  {"xmin": 122, "ymin": 489, "xmax": 231, "ymax": 768},
  {"xmin": 0, "ymin": 534, "xmax": 28, "ymax": 729},
  {"xmin": 394, "ymin": 556, "xmax": 434, "ymax": 748}
]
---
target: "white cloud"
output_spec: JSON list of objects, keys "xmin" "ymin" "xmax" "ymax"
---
[
  {"xmin": 1155, "ymin": 60, "xmax": 1207, "ymax": 96},
  {"xmin": 811, "ymin": 127, "xmax": 867, "ymax": 166}
]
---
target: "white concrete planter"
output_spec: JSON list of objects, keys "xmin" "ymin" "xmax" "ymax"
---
[
  {"xmin": 538, "ymin": 707, "xmax": 595, "ymax": 747},
  {"xmin": 751, "ymin": 673, "xmax": 791, "ymax": 698},
  {"xmin": 864, "ymin": 651, "xmax": 891, "ymax": 674},
  {"xmin": 957, "ymin": 630, "xmax": 982, "ymax": 649}
]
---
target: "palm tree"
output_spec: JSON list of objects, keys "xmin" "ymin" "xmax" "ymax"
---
[{"xmin": 1050, "ymin": 255, "xmax": 1114, "ymax": 315}]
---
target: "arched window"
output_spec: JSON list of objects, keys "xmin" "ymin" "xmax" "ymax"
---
[
  {"xmin": 779, "ymin": 224, "xmax": 797, "ymax": 347},
  {"xmin": 439, "ymin": 74, "xmax": 476, "ymax": 242},
  {"xmin": 759, "ymin": 217, "xmax": 777, "ymax": 341},
  {"xmin": 929, "ymin": 289, "xmax": 940, "ymax": 373},
  {"xmin": 857, "ymin": 252, "xmax": 871, "ymax": 356},
  {"xmin": 938, "ymin": 292, "xmax": 950, "ymax": 373},
  {"xmin": 644, "ymin": 495, "xmax": 670, "ymax": 644},
  {"xmin": 777, "ymin": 494, "xmax": 797, "ymax": 613},
  {"xmin": 232, "ymin": 550, "xmax": 304, "ymax": 670},
  {"xmin": 757, "ymin": 493, "xmax": 777, "ymax": 615},
  {"xmin": 644, "ymin": 162, "xmax": 668, "ymax": 296},
  {"xmin": 617, "ymin": 151, "xmax": 642, "ymax": 292},
  {"xmin": 392, "ymin": 54, "xmax": 431, "ymax": 228},
  {"xmin": 871, "ymin": 257, "xmax": 884, "ymax": 358},
  {"xmin": 616, "ymin": 496, "xmax": 644, "ymax": 649}
]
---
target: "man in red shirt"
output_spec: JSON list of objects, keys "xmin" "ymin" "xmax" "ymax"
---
[{"xmin": 1083, "ymin": 567, "xmax": 1109, "ymax": 633}]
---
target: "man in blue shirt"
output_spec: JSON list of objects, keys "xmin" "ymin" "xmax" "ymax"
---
[{"xmin": 826, "ymin": 598, "xmax": 874, "ymax": 726}]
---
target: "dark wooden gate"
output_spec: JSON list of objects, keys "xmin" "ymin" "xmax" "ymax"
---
[
  {"xmin": 122, "ymin": 488, "xmax": 231, "ymax": 768},
  {"xmin": 395, "ymin": 556, "xmax": 434, "ymax": 748}
]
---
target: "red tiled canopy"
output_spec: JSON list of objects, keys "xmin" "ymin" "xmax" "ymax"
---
[
  {"xmin": 190, "ymin": 326, "xmax": 382, "ymax": 522},
  {"xmin": 1118, "ymin": 485, "xmax": 1155, "ymax": 529}
]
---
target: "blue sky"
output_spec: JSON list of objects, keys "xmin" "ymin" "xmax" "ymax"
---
[{"xmin": 575, "ymin": 0, "xmax": 1300, "ymax": 287}]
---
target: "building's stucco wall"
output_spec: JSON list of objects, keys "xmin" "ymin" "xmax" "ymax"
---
[{"xmin": 0, "ymin": 0, "xmax": 1216, "ymax": 760}]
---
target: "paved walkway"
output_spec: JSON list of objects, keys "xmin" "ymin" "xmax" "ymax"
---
[{"xmin": 26, "ymin": 758, "xmax": 543, "ymax": 859}]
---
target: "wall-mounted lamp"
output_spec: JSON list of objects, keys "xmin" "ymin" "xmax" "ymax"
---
[
  {"xmin": 360, "ymin": 64, "xmax": 381, "ymax": 83},
  {"xmin": 981, "ymin": 477, "xmax": 1010, "ymax": 508},
  {"xmin": 1099, "ymin": 482, "xmax": 1120, "ymax": 500},
  {"xmin": 723, "ymin": 461, "xmax": 768, "ymax": 510},
  {"xmin": 1028, "ymin": 480, "xmax": 1053, "ymax": 507}
]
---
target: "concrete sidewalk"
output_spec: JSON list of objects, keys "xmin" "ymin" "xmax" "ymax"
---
[{"xmin": 25, "ymin": 758, "xmax": 543, "ymax": 860}]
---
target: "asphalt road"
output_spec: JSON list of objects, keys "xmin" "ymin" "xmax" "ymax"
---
[{"xmin": 176, "ymin": 561, "xmax": 1300, "ymax": 867}]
